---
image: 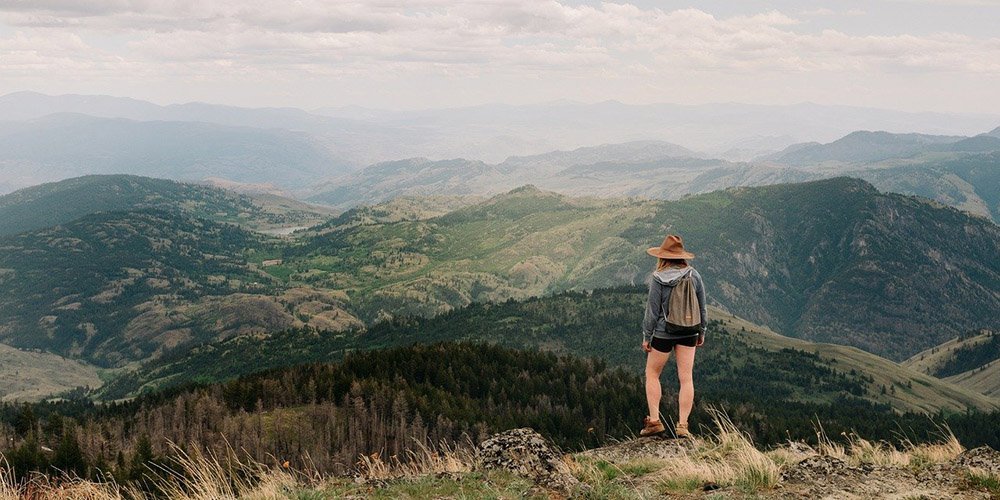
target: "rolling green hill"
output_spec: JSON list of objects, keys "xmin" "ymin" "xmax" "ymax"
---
[
  {"xmin": 0, "ymin": 206, "xmax": 360, "ymax": 368},
  {"xmin": 0, "ymin": 174, "xmax": 334, "ymax": 237},
  {"xmin": 766, "ymin": 130, "xmax": 1000, "ymax": 166}
]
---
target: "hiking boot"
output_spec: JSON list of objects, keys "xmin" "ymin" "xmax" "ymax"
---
[
  {"xmin": 675, "ymin": 422, "xmax": 692, "ymax": 439},
  {"xmin": 640, "ymin": 417, "xmax": 665, "ymax": 437}
]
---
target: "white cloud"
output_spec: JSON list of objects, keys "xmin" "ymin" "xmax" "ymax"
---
[{"xmin": 0, "ymin": 1, "xmax": 998, "ymax": 111}]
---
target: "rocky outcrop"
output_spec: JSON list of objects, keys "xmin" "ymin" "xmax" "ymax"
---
[
  {"xmin": 476, "ymin": 428, "xmax": 580, "ymax": 493},
  {"xmin": 956, "ymin": 446, "xmax": 1000, "ymax": 475},
  {"xmin": 778, "ymin": 447, "xmax": 1000, "ymax": 499},
  {"xmin": 476, "ymin": 428, "xmax": 1000, "ymax": 499}
]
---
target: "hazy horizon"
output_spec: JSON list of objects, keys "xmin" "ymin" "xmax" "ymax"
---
[
  {"xmin": 3, "ymin": 1, "xmax": 999, "ymax": 114},
  {"xmin": 5, "ymin": 89, "xmax": 1000, "ymax": 118}
]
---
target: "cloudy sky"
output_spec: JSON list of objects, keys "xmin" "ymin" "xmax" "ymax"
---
[{"xmin": 1, "ymin": 0, "xmax": 999, "ymax": 113}]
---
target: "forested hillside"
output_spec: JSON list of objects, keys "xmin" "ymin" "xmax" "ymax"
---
[
  {"xmin": 621, "ymin": 178, "xmax": 999, "ymax": 359},
  {"xmin": 905, "ymin": 331, "xmax": 1000, "ymax": 399},
  {"xmin": 100, "ymin": 288, "xmax": 997, "ymax": 416},
  {"xmin": 5, "ymin": 341, "xmax": 1000, "ymax": 485},
  {"xmin": 0, "ymin": 209, "xmax": 269, "ymax": 363}
]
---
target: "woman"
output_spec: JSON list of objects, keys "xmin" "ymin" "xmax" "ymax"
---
[{"xmin": 640, "ymin": 234, "xmax": 706, "ymax": 438}]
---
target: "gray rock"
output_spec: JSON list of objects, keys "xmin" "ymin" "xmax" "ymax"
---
[
  {"xmin": 476, "ymin": 428, "xmax": 580, "ymax": 493},
  {"xmin": 955, "ymin": 446, "xmax": 1000, "ymax": 475}
]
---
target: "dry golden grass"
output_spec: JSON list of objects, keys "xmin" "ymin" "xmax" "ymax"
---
[
  {"xmin": 576, "ymin": 409, "xmax": 968, "ymax": 498},
  {"xmin": 0, "ymin": 443, "xmax": 302, "ymax": 500},
  {"xmin": 966, "ymin": 467, "xmax": 1000, "ymax": 495},
  {"xmin": 352, "ymin": 439, "xmax": 474, "ymax": 481},
  {"xmin": 0, "ymin": 439, "xmax": 479, "ymax": 500},
  {"xmin": 574, "ymin": 408, "xmax": 783, "ymax": 497},
  {"xmin": 665, "ymin": 408, "xmax": 781, "ymax": 492},
  {"xmin": 815, "ymin": 420, "xmax": 964, "ymax": 468},
  {"xmin": 0, "ymin": 414, "xmax": 972, "ymax": 499},
  {"xmin": 148, "ymin": 445, "xmax": 299, "ymax": 500}
]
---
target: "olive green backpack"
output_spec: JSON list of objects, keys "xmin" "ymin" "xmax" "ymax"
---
[{"xmin": 664, "ymin": 274, "xmax": 701, "ymax": 335}]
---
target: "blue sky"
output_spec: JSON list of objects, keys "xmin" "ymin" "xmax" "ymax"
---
[{"xmin": 1, "ymin": 1, "xmax": 998, "ymax": 113}]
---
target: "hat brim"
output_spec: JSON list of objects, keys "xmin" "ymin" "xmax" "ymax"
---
[{"xmin": 646, "ymin": 247, "xmax": 695, "ymax": 259}]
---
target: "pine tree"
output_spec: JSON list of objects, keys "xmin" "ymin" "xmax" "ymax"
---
[
  {"xmin": 129, "ymin": 435, "xmax": 154, "ymax": 481},
  {"xmin": 51, "ymin": 428, "xmax": 87, "ymax": 478}
]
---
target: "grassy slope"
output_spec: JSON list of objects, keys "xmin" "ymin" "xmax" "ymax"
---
[
  {"xmin": 0, "ymin": 343, "xmax": 101, "ymax": 401},
  {"xmin": 903, "ymin": 332, "xmax": 1000, "ymax": 399},
  {"xmin": 902, "ymin": 333, "xmax": 994, "ymax": 374},
  {"xmin": 717, "ymin": 308, "xmax": 998, "ymax": 413},
  {"xmin": 280, "ymin": 187, "xmax": 653, "ymax": 319},
  {"xmin": 945, "ymin": 363, "xmax": 1000, "ymax": 399}
]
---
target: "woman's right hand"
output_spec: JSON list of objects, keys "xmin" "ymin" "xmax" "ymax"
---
[{"xmin": 642, "ymin": 341, "xmax": 652, "ymax": 353}]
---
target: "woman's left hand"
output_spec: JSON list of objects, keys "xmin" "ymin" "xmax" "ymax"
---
[{"xmin": 642, "ymin": 341, "xmax": 652, "ymax": 353}]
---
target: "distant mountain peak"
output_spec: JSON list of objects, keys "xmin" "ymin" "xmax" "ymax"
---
[
  {"xmin": 489, "ymin": 184, "xmax": 563, "ymax": 202},
  {"xmin": 766, "ymin": 130, "xmax": 974, "ymax": 166},
  {"xmin": 507, "ymin": 184, "xmax": 544, "ymax": 195}
]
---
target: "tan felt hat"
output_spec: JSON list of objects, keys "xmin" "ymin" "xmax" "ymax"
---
[{"xmin": 646, "ymin": 234, "xmax": 695, "ymax": 259}]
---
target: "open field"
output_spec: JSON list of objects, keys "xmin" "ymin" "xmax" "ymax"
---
[{"xmin": 0, "ymin": 343, "xmax": 102, "ymax": 401}]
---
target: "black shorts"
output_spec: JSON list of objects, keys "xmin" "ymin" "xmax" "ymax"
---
[{"xmin": 650, "ymin": 335, "xmax": 698, "ymax": 353}]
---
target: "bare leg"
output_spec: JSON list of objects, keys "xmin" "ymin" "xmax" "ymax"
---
[
  {"xmin": 674, "ymin": 345, "xmax": 697, "ymax": 426},
  {"xmin": 645, "ymin": 348, "xmax": 670, "ymax": 420}
]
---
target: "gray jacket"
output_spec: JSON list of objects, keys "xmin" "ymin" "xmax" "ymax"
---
[{"xmin": 642, "ymin": 266, "xmax": 707, "ymax": 343}]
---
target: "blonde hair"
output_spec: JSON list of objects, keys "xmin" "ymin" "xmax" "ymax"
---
[{"xmin": 656, "ymin": 258, "xmax": 688, "ymax": 271}]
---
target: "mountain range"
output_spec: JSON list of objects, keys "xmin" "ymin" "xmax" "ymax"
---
[
  {"xmin": 1, "ymin": 175, "xmax": 996, "ymax": 377},
  {"xmin": 305, "ymin": 130, "xmax": 1000, "ymax": 223},
  {"xmin": 312, "ymin": 177, "xmax": 996, "ymax": 360},
  {"xmin": 1, "ymin": 92, "xmax": 999, "ymax": 229},
  {"xmin": 3, "ymin": 91, "xmax": 1000, "ymax": 195},
  {"xmin": 0, "ymin": 113, "xmax": 349, "ymax": 192}
]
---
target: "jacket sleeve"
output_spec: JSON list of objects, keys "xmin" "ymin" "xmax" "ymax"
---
[
  {"xmin": 642, "ymin": 278, "xmax": 661, "ymax": 343},
  {"xmin": 694, "ymin": 269, "xmax": 707, "ymax": 336}
]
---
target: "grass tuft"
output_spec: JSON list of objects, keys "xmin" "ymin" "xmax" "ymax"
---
[
  {"xmin": 354, "ymin": 439, "xmax": 474, "ymax": 482},
  {"xmin": 815, "ymin": 420, "xmax": 963, "ymax": 469},
  {"xmin": 966, "ymin": 468, "xmax": 1000, "ymax": 495}
]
